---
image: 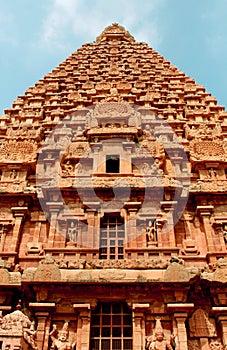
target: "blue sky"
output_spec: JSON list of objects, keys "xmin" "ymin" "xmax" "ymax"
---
[{"xmin": 0, "ymin": 0, "xmax": 227, "ymax": 114}]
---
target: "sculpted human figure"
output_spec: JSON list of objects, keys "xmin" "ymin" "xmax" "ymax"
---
[
  {"xmin": 49, "ymin": 322, "xmax": 75, "ymax": 350},
  {"xmin": 67, "ymin": 221, "xmax": 78, "ymax": 243},
  {"xmin": 146, "ymin": 319, "xmax": 174, "ymax": 350},
  {"xmin": 146, "ymin": 221, "xmax": 157, "ymax": 242}
]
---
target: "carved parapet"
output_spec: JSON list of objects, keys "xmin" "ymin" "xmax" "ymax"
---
[
  {"xmin": 22, "ymin": 255, "xmax": 201, "ymax": 284},
  {"xmin": 0, "ymin": 140, "xmax": 37, "ymax": 164},
  {"xmin": 0, "ymin": 268, "xmax": 21, "ymax": 285},
  {"xmin": 86, "ymin": 101, "xmax": 141, "ymax": 129},
  {"xmin": 190, "ymin": 180, "xmax": 227, "ymax": 193},
  {"xmin": 6, "ymin": 126, "xmax": 43, "ymax": 141},
  {"xmin": 164, "ymin": 260, "xmax": 200, "ymax": 282},
  {"xmin": 33, "ymin": 255, "xmax": 61, "ymax": 281},
  {"xmin": 190, "ymin": 139, "xmax": 226, "ymax": 162},
  {"xmin": 201, "ymin": 258, "xmax": 227, "ymax": 283}
]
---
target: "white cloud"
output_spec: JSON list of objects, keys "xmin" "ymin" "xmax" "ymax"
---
[{"xmin": 39, "ymin": 0, "xmax": 166, "ymax": 50}]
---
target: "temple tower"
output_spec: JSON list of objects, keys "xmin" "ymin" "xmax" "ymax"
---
[{"xmin": 0, "ymin": 23, "xmax": 227, "ymax": 350}]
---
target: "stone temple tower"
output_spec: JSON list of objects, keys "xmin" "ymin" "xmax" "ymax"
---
[{"xmin": 0, "ymin": 23, "xmax": 227, "ymax": 350}]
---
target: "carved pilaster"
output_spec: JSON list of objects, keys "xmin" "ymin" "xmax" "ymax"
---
[
  {"xmin": 84, "ymin": 202, "xmax": 100, "ymax": 249},
  {"xmin": 167, "ymin": 303, "xmax": 194, "ymax": 350},
  {"xmin": 73, "ymin": 304, "xmax": 91, "ymax": 350},
  {"xmin": 46, "ymin": 202, "xmax": 63, "ymax": 248},
  {"xmin": 196, "ymin": 205, "xmax": 214, "ymax": 252},
  {"xmin": 11, "ymin": 206, "xmax": 28, "ymax": 260},
  {"xmin": 124, "ymin": 202, "xmax": 141, "ymax": 246},
  {"xmin": 181, "ymin": 214, "xmax": 199, "ymax": 255},
  {"xmin": 29, "ymin": 302, "xmax": 55, "ymax": 350},
  {"xmin": 212, "ymin": 307, "xmax": 227, "ymax": 348},
  {"xmin": 161, "ymin": 201, "xmax": 177, "ymax": 247},
  {"xmin": 132, "ymin": 303, "xmax": 149, "ymax": 350}
]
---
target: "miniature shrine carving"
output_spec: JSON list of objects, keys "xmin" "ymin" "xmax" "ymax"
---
[{"xmin": 0, "ymin": 303, "xmax": 37, "ymax": 349}]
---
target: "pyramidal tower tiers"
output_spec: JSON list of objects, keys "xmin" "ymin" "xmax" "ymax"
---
[{"xmin": 0, "ymin": 24, "xmax": 227, "ymax": 350}]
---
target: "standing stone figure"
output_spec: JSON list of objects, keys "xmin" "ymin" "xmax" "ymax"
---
[
  {"xmin": 146, "ymin": 221, "xmax": 156, "ymax": 242},
  {"xmin": 49, "ymin": 322, "xmax": 75, "ymax": 350},
  {"xmin": 145, "ymin": 319, "xmax": 174, "ymax": 350}
]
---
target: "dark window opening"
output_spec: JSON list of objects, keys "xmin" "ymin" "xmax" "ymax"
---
[
  {"xmin": 90, "ymin": 303, "xmax": 132, "ymax": 350},
  {"xmin": 106, "ymin": 155, "xmax": 120, "ymax": 173}
]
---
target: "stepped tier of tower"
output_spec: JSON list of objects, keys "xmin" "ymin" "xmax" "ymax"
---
[{"xmin": 1, "ymin": 23, "xmax": 227, "ymax": 134}]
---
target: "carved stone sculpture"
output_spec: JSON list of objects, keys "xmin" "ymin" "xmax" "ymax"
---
[
  {"xmin": 49, "ymin": 322, "xmax": 75, "ymax": 350},
  {"xmin": 145, "ymin": 319, "xmax": 174, "ymax": 350},
  {"xmin": 146, "ymin": 220, "xmax": 157, "ymax": 246},
  {"xmin": 0, "ymin": 302, "xmax": 37, "ymax": 349},
  {"xmin": 209, "ymin": 339, "xmax": 224, "ymax": 350},
  {"xmin": 189, "ymin": 309, "xmax": 217, "ymax": 338}
]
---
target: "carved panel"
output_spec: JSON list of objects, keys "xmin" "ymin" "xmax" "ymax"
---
[
  {"xmin": 190, "ymin": 140, "xmax": 226, "ymax": 161},
  {"xmin": 0, "ymin": 140, "xmax": 37, "ymax": 163},
  {"xmin": 0, "ymin": 306, "xmax": 37, "ymax": 349}
]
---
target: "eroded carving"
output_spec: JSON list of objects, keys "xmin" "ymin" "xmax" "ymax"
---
[
  {"xmin": 34, "ymin": 255, "xmax": 61, "ymax": 281},
  {"xmin": 188, "ymin": 308, "xmax": 217, "ymax": 338},
  {"xmin": 55, "ymin": 258, "xmax": 169, "ymax": 270}
]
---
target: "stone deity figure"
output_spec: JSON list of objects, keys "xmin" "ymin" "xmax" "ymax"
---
[
  {"xmin": 146, "ymin": 221, "xmax": 157, "ymax": 242},
  {"xmin": 49, "ymin": 322, "xmax": 75, "ymax": 350},
  {"xmin": 146, "ymin": 319, "xmax": 174, "ymax": 350},
  {"xmin": 67, "ymin": 221, "xmax": 78, "ymax": 243}
]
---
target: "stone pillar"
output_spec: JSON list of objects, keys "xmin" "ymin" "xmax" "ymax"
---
[
  {"xmin": 122, "ymin": 142, "xmax": 134, "ymax": 173},
  {"xmin": 156, "ymin": 216, "xmax": 166, "ymax": 247},
  {"xmin": 167, "ymin": 303, "xmax": 194, "ymax": 350},
  {"xmin": 196, "ymin": 205, "xmax": 214, "ymax": 252},
  {"xmin": 218, "ymin": 317, "xmax": 227, "ymax": 348},
  {"xmin": 11, "ymin": 206, "xmax": 28, "ymax": 259},
  {"xmin": 46, "ymin": 202, "xmax": 63, "ymax": 248},
  {"xmin": 161, "ymin": 201, "xmax": 177, "ymax": 247},
  {"xmin": 29, "ymin": 302, "xmax": 55, "ymax": 350},
  {"xmin": 132, "ymin": 303, "xmax": 150, "ymax": 350},
  {"xmin": 74, "ymin": 304, "xmax": 91, "ymax": 350},
  {"xmin": 91, "ymin": 143, "xmax": 103, "ymax": 173},
  {"xmin": 0, "ymin": 223, "xmax": 13, "ymax": 252},
  {"xmin": 212, "ymin": 307, "xmax": 227, "ymax": 348},
  {"xmin": 182, "ymin": 213, "xmax": 199, "ymax": 255},
  {"xmin": 84, "ymin": 203, "xmax": 99, "ymax": 249},
  {"xmin": 124, "ymin": 203, "xmax": 141, "ymax": 248}
]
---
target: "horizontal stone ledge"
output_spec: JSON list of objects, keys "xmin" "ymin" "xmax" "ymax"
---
[
  {"xmin": 167, "ymin": 303, "xmax": 194, "ymax": 312},
  {"xmin": 29, "ymin": 302, "xmax": 56, "ymax": 311}
]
